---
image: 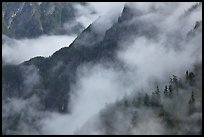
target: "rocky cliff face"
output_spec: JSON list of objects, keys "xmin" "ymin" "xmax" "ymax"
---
[{"xmin": 2, "ymin": 2, "xmax": 85, "ymax": 39}]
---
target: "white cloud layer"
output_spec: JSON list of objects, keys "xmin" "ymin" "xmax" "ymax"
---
[
  {"xmin": 39, "ymin": 2, "xmax": 202, "ymax": 134},
  {"xmin": 2, "ymin": 35, "xmax": 77, "ymax": 64}
]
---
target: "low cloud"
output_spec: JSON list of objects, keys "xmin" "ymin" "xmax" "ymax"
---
[
  {"xmin": 2, "ymin": 35, "xmax": 77, "ymax": 64},
  {"xmin": 2, "ymin": 2, "xmax": 202, "ymax": 135},
  {"xmin": 2, "ymin": 3, "xmax": 125, "ymax": 65},
  {"xmin": 40, "ymin": 63, "xmax": 130, "ymax": 134},
  {"xmin": 75, "ymin": 2, "xmax": 125, "ymax": 35}
]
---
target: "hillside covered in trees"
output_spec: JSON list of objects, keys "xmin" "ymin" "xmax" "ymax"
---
[{"xmin": 83, "ymin": 66, "xmax": 202, "ymax": 135}]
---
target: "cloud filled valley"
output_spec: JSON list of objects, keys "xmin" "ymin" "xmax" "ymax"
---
[
  {"xmin": 2, "ymin": 2, "xmax": 125, "ymax": 65},
  {"xmin": 2, "ymin": 2, "xmax": 202, "ymax": 135}
]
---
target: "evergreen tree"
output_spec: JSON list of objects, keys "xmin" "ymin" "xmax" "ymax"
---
[
  {"xmin": 189, "ymin": 91, "xmax": 195, "ymax": 104},
  {"xmin": 164, "ymin": 85, "xmax": 168, "ymax": 97},
  {"xmin": 152, "ymin": 85, "xmax": 161, "ymax": 106},
  {"xmin": 151, "ymin": 92, "xmax": 156, "ymax": 106},
  {"xmin": 169, "ymin": 78, "xmax": 173, "ymax": 85},
  {"xmin": 144, "ymin": 93, "xmax": 149, "ymax": 106},
  {"xmin": 168, "ymin": 84, "xmax": 173, "ymax": 98},
  {"xmin": 185, "ymin": 70, "xmax": 189, "ymax": 83},
  {"xmin": 124, "ymin": 99, "xmax": 129, "ymax": 107},
  {"xmin": 172, "ymin": 75, "xmax": 179, "ymax": 95},
  {"xmin": 188, "ymin": 91, "xmax": 195, "ymax": 115},
  {"xmin": 155, "ymin": 85, "xmax": 160, "ymax": 97}
]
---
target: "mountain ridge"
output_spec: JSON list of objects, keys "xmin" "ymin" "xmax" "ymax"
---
[
  {"xmin": 2, "ymin": 3, "xmax": 202, "ymax": 135},
  {"xmin": 2, "ymin": 2, "xmax": 86, "ymax": 39},
  {"xmin": 3, "ymin": 3, "xmax": 202, "ymax": 113}
]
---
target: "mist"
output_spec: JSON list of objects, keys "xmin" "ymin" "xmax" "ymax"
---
[
  {"xmin": 40, "ymin": 1, "xmax": 202, "ymax": 134},
  {"xmin": 2, "ymin": 2, "xmax": 202, "ymax": 135},
  {"xmin": 75, "ymin": 2, "xmax": 125, "ymax": 29},
  {"xmin": 2, "ymin": 2, "xmax": 125, "ymax": 65},
  {"xmin": 2, "ymin": 35, "xmax": 77, "ymax": 65}
]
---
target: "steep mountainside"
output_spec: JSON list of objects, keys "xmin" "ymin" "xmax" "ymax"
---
[
  {"xmin": 2, "ymin": 2, "xmax": 86, "ymax": 38},
  {"xmin": 2, "ymin": 3, "xmax": 202, "ymax": 135},
  {"xmin": 2, "ymin": 2, "xmax": 202, "ymax": 113}
]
